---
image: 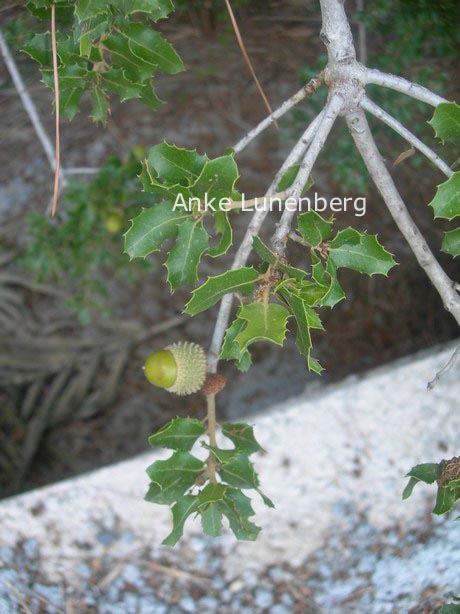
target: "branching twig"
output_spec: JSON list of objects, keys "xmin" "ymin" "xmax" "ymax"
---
[
  {"xmin": 346, "ymin": 109, "xmax": 460, "ymax": 326},
  {"xmin": 233, "ymin": 74, "xmax": 324, "ymax": 154},
  {"xmin": 271, "ymin": 93, "xmax": 343, "ymax": 254},
  {"xmin": 427, "ymin": 345, "xmax": 460, "ymax": 390},
  {"xmin": 366, "ymin": 68, "xmax": 448, "ymax": 107},
  {"xmin": 361, "ymin": 96, "xmax": 453, "ymax": 178}
]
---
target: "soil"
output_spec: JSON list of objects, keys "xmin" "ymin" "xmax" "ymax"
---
[{"xmin": 0, "ymin": 1, "xmax": 459, "ymax": 498}]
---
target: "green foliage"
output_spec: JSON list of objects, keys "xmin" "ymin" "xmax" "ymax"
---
[
  {"xmin": 21, "ymin": 0, "xmax": 183, "ymax": 123},
  {"xmin": 403, "ymin": 460, "xmax": 460, "ymax": 517},
  {"xmin": 21, "ymin": 153, "xmax": 149, "ymax": 321},
  {"xmin": 429, "ymin": 103, "xmax": 460, "ymax": 145},
  {"xmin": 145, "ymin": 416, "xmax": 270, "ymax": 545}
]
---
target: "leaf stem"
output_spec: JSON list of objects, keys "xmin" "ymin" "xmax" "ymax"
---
[{"xmin": 206, "ymin": 393, "xmax": 218, "ymax": 483}]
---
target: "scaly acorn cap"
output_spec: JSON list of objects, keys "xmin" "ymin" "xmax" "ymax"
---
[{"xmin": 143, "ymin": 342, "xmax": 207, "ymax": 396}]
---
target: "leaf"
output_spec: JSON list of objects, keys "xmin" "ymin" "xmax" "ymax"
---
[
  {"xmin": 428, "ymin": 102, "xmax": 460, "ymax": 144},
  {"xmin": 222, "ymin": 422, "xmax": 263, "ymax": 455},
  {"xmin": 219, "ymin": 317, "xmax": 252, "ymax": 372},
  {"xmin": 406, "ymin": 463, "xmax": 440, "ymax": 484},
  {"xmin": 441, "ymin": 605, "xmax": 460, "ymax": 614},
  {"xmin": 23, "ymin": 32, "xmax": 51, "ymax": 66},
  {"xmin": 140, "ymin": 81, "xmax": 163, "ymax": 110},
  {"xmin": 197, "ymin": 483, "xmax": 227, "ymax": 508},
  {"xmin": 234, "ymin": 302, "xmax": 290, "ymax": 351},
  {"xmin": 145, "ymin": 451, "xmax": 204, "ymax": 505},
  {"xmin": 328, "ymin": 228, "xmax": 396, "ymax": 276},
  {"xmin": 277, "ymin": 164, "xmax": 314, "ymax": 194},
  {"xmin": 219, "ymin": 454, "xmax": 259, "ymax": 490},
  {"xmin": 402, "ymin": 477, "xmax": 420, "ymax": 500},
  {"xmin": 201, "ymin": 503, "xmax": 223, "ymax": 537},
  {"xmin": 122, "ymin": 23, "xmax": 184, "ymax": 75},
  {"xmin": 90, "ymin": 87, "xmax": 108, "ymax": 124},
  {"xmin": 147, "ymin": 142, "xmax": 209, "ymax": 186},
  {"xmin": 191, "ymin": 155, "xmax": 239, "ymax": 202},
  {"xmin": 75, "ymin": 0, "xmax": 108, "ymax": 22},
  {"xmin": 162, "ymin": 495, "xmax": 199, "ymax": 547},
  {"xmin": 59, "ymin": 86, "xmax": 86, "ymax": 120},
  {"xmin": 124, "ymin": 201, "xmax": 190, "ymax": 259},
  {"xmin": 100, "ymin": 68, "xmax": 143, "ymax": 101},
  {"xmin": 433, "ymin": 486, "xmax": 456, "ymax": 515},
  {"xmin": 297, "ymin": 211, "xmax": 333, "ymax": 247},
  {"xmin": 165, "ymin": 218, "xmax": 209, "ymax": 289},
  {"xmin": 219, "ymin": 488, "xmax": 261, "ymax": 541},
  {"xmin": 208, "ymin": 211, "xmax": 233, "ymax": 258},
  {"xmin": 252, "ymin": 236, "xmax": 306, "ymax": 281},
  {"xmin": 184, "ymin": 267, "xmax": 259, "ymax": 315},
  {"xmin": 148, "ymin": 417, "xmax": 206, "ymax": 452},
  {"xmin": 201, "ymin": 443, "xmax": 240, "ymax": 465},
  {"xmin": 442, "ymin": 228, "xmax": 460, "ymax": 257},
  {"xmin": 429, "ymin": 173, "xmax": 460, "ymax": 221},
  {"xmin": 112, "ymin": 0, "xmax": 174, "ymax": 20}
]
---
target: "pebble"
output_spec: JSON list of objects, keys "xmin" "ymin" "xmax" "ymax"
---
[
  {"xmin": 254, "ymin": 587, "xmax": 274, "ymax": 610},
  {"xmin": 179, "ymin": 596, "xmax": 196, "ymax": 612}
]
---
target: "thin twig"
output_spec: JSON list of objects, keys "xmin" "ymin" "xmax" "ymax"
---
[
  {"xmin": 271, "ymin": 93, "xmax": 343, "ymax": 254},
  {"xmin": 361, "ymin": 96, "xmax": 453, "ymax": 178},
  {"xmin": 233, "ymin": 73, "xmax": 324, "ymax": 154},
  {"xmin": 366, "ymin": 68, "xmax": 448, "ymax": 107},
  {"xmin": 205, "ymin": 393, "xmax": 218, "ymax": 482},
  {"xmin": 346, "ymin": 109, "xmax": 460, "ymax": 326},
  {"xmin": 207, "ymin": 111, "xmax": 325, "ymax": 371},
  {"xmin": 427, "ymin": 345, "xmax": 460, "ymax": 390},
  {"xmin": 50, "ymin": 3, "xmax": 60, "ymax": 217},
  {"xmin": 223, "ymin": 0, "xmax": 276, "ymax": 126}
]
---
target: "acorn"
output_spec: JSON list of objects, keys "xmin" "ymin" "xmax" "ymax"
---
[{"xmin": 143, "ymin": 342, "xmax": 207, "ymax": 396}]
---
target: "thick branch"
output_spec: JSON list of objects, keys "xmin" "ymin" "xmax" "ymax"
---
[
  {"xmin": 271, "ymin": 93, "xmax": 343, "ymax": 254},
  {"xmin": 361, "ymin": 96, "xmax": 453, "ymax": 178},
  {"xmin": 366, "ymin": 68, "xmax": 448, "ymax": 107},
  {"xmin": 347, "ymin": 109, "xmax": 460, "ymax": 326},
  {"xmin": 233, "ymin": 74, "xmax": 324, "ymax": 154},
  {"xmin": 319, "ymin": 0, "xmax": 355, "ymax": 63},
  {"xmin": 207, "ymin": 111, "xmax": 326, "ymax": 371}
]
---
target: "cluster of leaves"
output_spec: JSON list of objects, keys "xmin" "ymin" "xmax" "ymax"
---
[
  {"xmin": 403, "ymin": 459, "xmax": 460, "ymax": 517},
  {"xmin": 144, "ymin": 417, "xmax": 272, "ymax": 545},
  {"xmin": 22, "ymin": 0, "xmax": 183, "ymax": 123},
  {"xmin": 125, "ymin": 143, "xmax": 397, "ymax": 374},
  {"xmin": 21, "ymin": 152, "xmax": 150, "ymax": 321},
  {"xmin": 427, "ymin": 102, "xmax": 460, "ymax": 258}
]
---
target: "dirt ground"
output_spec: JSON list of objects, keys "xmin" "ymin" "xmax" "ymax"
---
[{"xmin": 0, "ymin": 1, "xmax": 459, "ymax": 497}]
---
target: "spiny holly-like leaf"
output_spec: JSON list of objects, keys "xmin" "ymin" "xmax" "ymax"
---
[
  {"xmin": 122, "ymin": 23, "xmax": 184, "ymax": 75},
  {"xmin": 328, "ymin": 228, "xmax": 396, "ymax": 276},
  {"xmin": 184, "ymin": 267, "xmax": 259, "ymax": 315},
  {"xmin": 201, "ymin": 443, "xmax": 240, "ymax": 465},
  {"xmin": 433, "ymin": 486, "xmax": 456, "ymax": 515},
  {"xmin": 140, "ymin": 81, "xmax": 163, "ymax": 110},
  {"xmin": 147, "ymin": 142, "xmax": 208, "ymax": 187},
  {"xmin": 313, "ymin": 257, "xmax": 345, "ymax": 308},
  {"xmin": 148, "ymin": 418, "xmax": 206, "ymax": 452},
  {"xmin": 297, "ymin": 280, "xmax": 328, "ymax": 307},
  {"xmin": 222, "ymin": 422, "xmax": 263, "ymax": 455},
  {"xmin": 162, "ymin": 495, "xmax": 199, "ymax": 547},
  {"xmin": 234, "ymin": 302, "xmax": 291, "ymax": 351},
  {"xmin": 75, "ymin": 0, "xmax": 109, "ymax": 22},
  {"xmin": 277, "ymin": 164, "xmax": 314, "ymax": 194},
  {"xmin": 191, "ymin": 155, "xmax": 239, "ymax": 202},
  {"xmin": 90, "ymin": 87, "xmax": 108, "ymax": 124},
  {"xmin": 113, "ymin": 0, "xmax": 175, "ymax": 20},
  {"xmin": 219, "ymin": 317, "xmax": 252, "ymax": 372},
  {"xmin": 198, "ymin": 483, "xmax": 227, "ymax": 508},
  {"xmin": 442, "ymin": 228, "xmax": 460, "ymax": 258},
  {"xmin": 165, "ymin": 218, "xmax": 209, "ymax": 289},
  {"xmin": 219, "ymin": 488, "xmax": 261, "ymax": 541},
  {"xmin": 402, "ymin": 463, "xmax": 440, "ymax": 500},
  {"xmin": 297, "ymin": 211, "xmax": 333, "ymax": 247},
  {"xmin": 428, "ymin": 102, "xmax": 460, "ymax": 144},
  {"xmin": 219, "ymin": 454, "xmax": 259, "ymax": 490},
  {"xmin": 145, "ymin": 451, "xmax": 204, "ymax": 504},
  {"xmin": 104, "ymin": 31, "xmax": 154, "ymax": 82},
  {"xmin": 252, "ymin": 236, "xmax": 306, "ymax": 281},
  {"xmin": 100, "ymin": 67, "xmax": 144, "ymax": 101},
  {"xmin": 124, "ymin": 201, "xmax": 190, "ymax": 259},
  {"xmin": 429, "ymin": 173, "xmax": 460, "ymax": 221},
  {"xmin": 201, "ymin": 503, "xmax": 222, "ymax": 537},
  {"xmin": 208, "ymin": 211, "xmax": 233, "ymax": 258},
  {"xmin": 23, "ymin": 32, "xmax": 52, "ymax": 66}
]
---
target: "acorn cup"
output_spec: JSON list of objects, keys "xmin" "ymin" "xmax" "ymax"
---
[{"xmin": 143, "ymin": 342, "xmax": 207, "ymax": 396}]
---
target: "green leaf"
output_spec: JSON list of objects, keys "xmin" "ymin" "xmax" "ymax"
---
[
  {"xmin": 297, "ymin": 211, "xmax": 333, "ymax": 247},
  {"xmin": 148, "ymin": 417, "xmax": 206, "ymax": 452},
  {"xmin": 328, "ymin": 228, "xmax": 396, "ymax": 276},
  {"xmin": 100, "ymin": 67, "xmax": 143, "ymax": 101},
  {"xmin": 184, "ymin": 267, "xmax": 259, "ymax": 315},
  {"xmin": 145, "ymin": 451, "xmax": 204, "ymax": 505},
  {"xmin": 406, "ymin": 463, "xmax": 440, "ymax": 484},
  {"xmin": 140, "ymin": 81, "xmax": 163, "ymax": 110},
  {"xmin": 90, "ymin": 87, "xmax": 108, "ymax": 124},
  {"xmin": 112, "ymin": 0, "xmax": 174, "ymax": 20},
  {"xmin": 191, "ymin": 155, "xmax": 239, "ymax": 201},
  {"xmin": 147, "ymin": 142, "xmax": 208, "ymax": 186},
  {"xmin": 277, "ymin": 164, "xmax": 314, "ymax": 194},
  {"xmin": 59, "ymin": 86, "xmax": 86, "ymax": 120},
  {"xmin": 429, "ymin": 173, "xmax": 460, "ymax": 220},
  {"xmin": 122, "ymin": 23, "xmax": 184, "ymax": 75},
  {"xmin": 201, "ymin": 443, "xmax": 240, "ymax": 465},
  {"xmin": 402, "ymin": 477, "xmax": 420, "ymax": 500},
  {"xmin": 433, "ymin": 486, "xmax": 456, "ymax": 515},
  {"xmin": 165, "ymin": 218, "xmax": 209, "ymax": 289},
  {"xmin": 201, "ymin": 502, "xmax": 223, "ymax": 537},
  {"xmin": 252, "ymin": 236, "xmax": 306, "ymax": 281},
  {"xmin": 234, "ymin": 302, "xmax": 290, "ymax": 351},
  {"xmin": 219, "ymin": 488, "xmax": 261, "ymax": 541},
  {"xmin": 222, "ymin": 422, "xmax": 263, "ymax": 455},
  {"xmin": 219, "ymin": 317, "xmax": 252, "ymax": 371},
  {"xmin": 23, "ymin": 32, "xmax": 51, "ymax": 66},
  {"xmin": 208, "ymin": 211, "xmax": 233, "ymax": 258},
  {"xmin": 75, "ymin": 0, "xmax": 108, "ymax": 22},
  {"xmin": 124, "ymin": 201, "xmax": 190, "ymax": 259},
  {"xmin": 197, "ymin": 483, "xmax": 227, "ymax": 508},
  {"xmin": 219, "ymin": 454, "xmax": 259, "ymax": 489},
  {"xmin": 41, "ymin": 63, "xmax": 88, "ymax": 90},
  {"xmin": 442, "ymin": 228, "xmax": 460, "ymax": 257},
  {"xmin": 104, "ymin": 32, "xmax": 153, "ymax": 82},
  {"xmin": 441, "ymin": 604, "xmax": 460, "ymax": 614},
  {"xmin": 428, "ymin": 102, "xmax": 460, "ymax": 144},
  {"xmin": 162, "ymin": 495, "xmax": 199, "ymax": 547}
]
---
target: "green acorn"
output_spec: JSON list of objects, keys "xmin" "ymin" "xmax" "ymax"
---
[{"xmin": 143, "ymin": 342, "xmax": 207, "ymax": 396}]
